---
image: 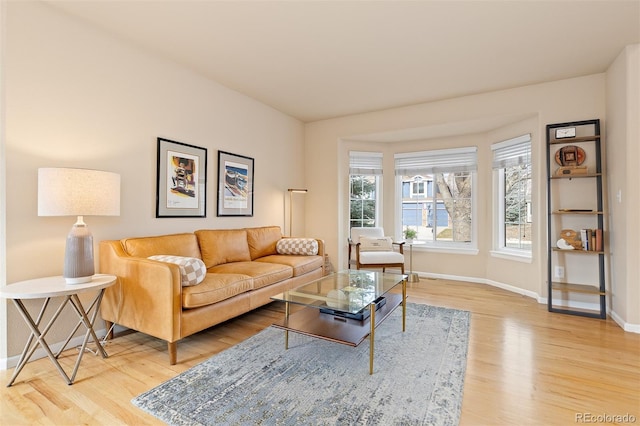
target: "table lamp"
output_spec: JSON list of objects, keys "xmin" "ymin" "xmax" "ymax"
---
[
  {"xmin": 38, "ymin": 168, "xmax": 121, "ymax": 284},
  {"xmin": 287, "ymin": 188, "xmax": 307, "ymax": 236}
]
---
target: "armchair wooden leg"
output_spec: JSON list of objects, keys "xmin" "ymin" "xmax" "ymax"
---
[{"xmin": 168, "ymin": 341, "xmax": 177, "ymax": 365}]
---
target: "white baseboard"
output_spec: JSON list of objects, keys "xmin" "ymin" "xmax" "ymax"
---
[
  {"xmin": 609, "ymin": 310, "xmax": 640, "ymax": 333},
  {"xmin": 415, "ymin": 271, "xmax": 640, "ymax": 334}
]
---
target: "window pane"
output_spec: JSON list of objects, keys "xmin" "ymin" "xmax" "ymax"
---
[
  {"xmin": 434, "ymin": 172, "xmax": 472, "ymax": 242},
  {"xmin": 350, "ymin": 174, "xmax": 378, "ymax": 229},
  {"xmin": 503, "ymin": 163, "xmax": 531, "ymax": 250},
  {"xmin": 400, "ymin": 172, "xmax": 472, "ymax": 243}
]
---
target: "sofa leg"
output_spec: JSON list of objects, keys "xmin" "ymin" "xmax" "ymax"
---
[
  {"xmin": 168, "ymin": 341, "xmax": 177, "ymax": 365},
  {"xmin": 104, "ymin": 321, "xmax": 114, "ymax": 340}
]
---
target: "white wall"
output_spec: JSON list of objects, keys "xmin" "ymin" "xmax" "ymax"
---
[
  {"xmin": 303, "ymin": 73, "xmax": 638, "ymax": 320},
  {"xmin": 2, "ymin": 1, "xmax": 305, "ymax": 361},
  {"xmin": 606, "ymin": 44, "xmax": 640, "ymax": 330}
]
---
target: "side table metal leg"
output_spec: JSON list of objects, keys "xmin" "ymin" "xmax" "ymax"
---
[
  {"xmin": 68, "ymin": 291, "xmax": 108, "ymax": 383},
  {"xmin": 57, "ymin": 288, "xmax": 106, "ymax": 357},
  {"xmin": 10, "ymin": 298, "xmax": 51, "ymax": 383},
  {"xmin": 8, "ymin": 298, "xmax": 72, "ymax": 386}
]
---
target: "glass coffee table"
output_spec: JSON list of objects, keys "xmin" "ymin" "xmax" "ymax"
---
[{"xmin": 271, "ymin": 270, "xmax": 407, "ymax": 374}]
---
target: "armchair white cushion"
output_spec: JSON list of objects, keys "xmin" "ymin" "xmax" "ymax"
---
[{"xmin": 349, "ymin": 227, "xmax": 405, "ymax": 273}]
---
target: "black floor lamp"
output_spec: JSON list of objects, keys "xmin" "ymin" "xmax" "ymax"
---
[{"xmin": 287, "ymin": 188, "xmax": 307, "ymax": 236}]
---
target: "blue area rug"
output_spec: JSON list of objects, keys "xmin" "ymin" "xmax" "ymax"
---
[{"xmin": 132, "ymin": 303, "xmax": 470, "ymax": 425}]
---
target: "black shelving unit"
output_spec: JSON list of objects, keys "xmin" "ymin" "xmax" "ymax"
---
[{"xmin": 546, "ymin": 119, "xmax": 606, "ymax": 319}]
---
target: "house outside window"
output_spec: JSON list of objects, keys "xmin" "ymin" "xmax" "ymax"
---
[
  {"xmin": 491, "ymin": 134, "xmax": 532, "ymax": 253},
  {"xmin": 349, "ymin": 151, "xmax": 383, "ymax": 229},
  {"xmin": 395, "ymin": 147, "xmax": 477, "ymax": 246}
]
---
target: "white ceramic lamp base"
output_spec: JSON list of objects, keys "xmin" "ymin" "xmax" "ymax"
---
[{"xmin": 64, "ymin": 217, "xmax": 95, "ymax": 284}]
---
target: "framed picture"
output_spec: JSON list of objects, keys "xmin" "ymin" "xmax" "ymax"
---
[
  {"xmin": 217, "ymin": 150, "xmax": 254, "ymax": 216},
  {"xmin": 156, "ymin": 137, "xmax": 207, "ymax": 218}
]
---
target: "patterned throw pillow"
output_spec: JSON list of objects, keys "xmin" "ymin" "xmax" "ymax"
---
[
  {"xmin": 276, "ymin": 238, "xmax": 319, "ymax": 255},
  {"xmin": 148, "ymin": 255, "xmax": 207, "ymax": 286},
  {"xmin": 359, "ymin": 237, "xmax": 393, "ymax": 251}
]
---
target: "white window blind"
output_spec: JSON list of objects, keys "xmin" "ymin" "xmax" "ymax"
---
[
  {"xmin": 491, "ymin": 134, "xmax": 531, "ymax": 169},
  {"xmin": 349, "ymin": 151, "xmax": 383, "ymax": 175},
  {"xmin": 394, "ymin": 147, "xmax": 477, "ymax": 175}
]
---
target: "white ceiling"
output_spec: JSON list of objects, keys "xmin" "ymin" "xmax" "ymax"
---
[{"xmin": 45, "ymin": 0, "xmax": 640, "ymax": 123}]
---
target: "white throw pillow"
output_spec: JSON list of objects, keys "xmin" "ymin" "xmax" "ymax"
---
[
  {"xmin": 148, "ymin": 255, "xmax": 207, "ymax": 286},
  {"xmin": 276, "ymin": 238, "xmax": 319, "ymax": 255},
  {"xmin": 359, "ymin": 237, "xmax": 393, "ymax": 251}
]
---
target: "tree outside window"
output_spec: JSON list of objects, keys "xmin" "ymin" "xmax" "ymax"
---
[
  {"xmin": 350, "ymin": 175, "xmax": 378, "ymax": 228},
  {"xmin": 400, "ymin": 172, "xmax": 472, "ymax": 242},
  {"xmin": 492, "ymin": 134, "xmax": 532, "ymax": 253},
  {"xmin": 502, "ymin": 163, "xmax": 532, "ymax": 250},
  {"xmin": 349, "ymin": 151, "xmax": 383, "ymax": 230},
  {"xmin": 396, "ymin": 147, "xmax": 477, "ymax": 246}
]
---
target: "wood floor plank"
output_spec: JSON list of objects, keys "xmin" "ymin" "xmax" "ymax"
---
[{"xmin": 0, "ymin": 279, "xmax": 638, "ymax": 425}]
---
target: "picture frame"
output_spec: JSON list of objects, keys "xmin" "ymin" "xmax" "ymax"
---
[
  {"xmin": 555, "ymin": 127, "xmax": 576, "ymax": 139},
  {"xmin": 217, "ymin": 150, "xmax": 254, "ymax": 217},
  {"xmin": 156, "ymin": 137, "xmax": 207, "ymax": 218}
]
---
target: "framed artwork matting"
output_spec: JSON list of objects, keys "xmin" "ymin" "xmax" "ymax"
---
[
  {"xmin": 156, "ymin": 137, "xmax": 207, "ymax": 218},
  {"xmin": 217, "ymin": 150, "xmax": 254, "ymax": 217}
]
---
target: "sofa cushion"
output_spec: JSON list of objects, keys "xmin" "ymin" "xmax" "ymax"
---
[
  {"xmin": 208, "ymin": 261, "xmax": 292, "ymax": 289},
  {"xmin": 121, "ymin": 233, "xmax": 201, "ymax": 258},
  {"xmin": 276, "ymin": 238, "xmax": 319, "ymax": 255},
  {"xmin": 246, "ymin": 226, "xmax": 282, "ymax": 260},
  {"xmin": 182, "ymin": 273, "xmax": 253, "ymax": 308},
  {"xmin": 148, "ymin": 255, "xmax": 207, "ymax": 286},
  {"xmin": 256, "ymin": 255, "xmax": 323, "ymax": 277},
  {"xmin": 195, "ymin": 229, "xmax": 251, "ymax": 268}
]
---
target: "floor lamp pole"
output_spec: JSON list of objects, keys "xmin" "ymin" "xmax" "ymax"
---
[{"xmin": 287, "ymin": 188, "xmax": 307, "ymax": 237}]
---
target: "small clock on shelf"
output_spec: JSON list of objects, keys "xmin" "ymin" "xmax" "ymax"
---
[{"xmin": 555, "ymin": 127, "xmax": 576, "ymax": 139}]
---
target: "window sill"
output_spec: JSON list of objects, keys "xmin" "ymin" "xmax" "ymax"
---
[
  {"xmin": 490, "ymin": 250, "xmax": 532, "ymax": 263},
  {"xmin": 413, "ymin": 245, "xmax": 479, "ymax": 256}
]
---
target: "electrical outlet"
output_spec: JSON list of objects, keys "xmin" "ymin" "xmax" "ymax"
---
[{"xmin": 554, "ymin": 266, "xmax": 565, "ymax": 279}]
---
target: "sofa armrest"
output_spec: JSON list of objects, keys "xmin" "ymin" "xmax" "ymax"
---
[
  {"xmin": 316, "ymin": 239, "xmax": 326, "ymax": 274},
  {"xmin": 99, "ymin": 240, "xmax": 182, "ymax": 342}
]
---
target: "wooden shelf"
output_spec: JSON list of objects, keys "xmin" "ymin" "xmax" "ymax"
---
[
  {"xmin": 548, "ymin": 305, "xmax": 606, "ymax": 319},
  {"xmin": 551, "ymin": 248, "xmax": 604, "ymax": 254},
  {"xmin": 549, "ymin": 135, "xmax": 600, "ymax": 144},
  {"xmin": 550, "ymin": 173, "xmax": 601, "ymax": 179},
  {"xmin": 551, "ymin": 282, "xmax": 605, "ymax": 295},
  {"xmin": 546, "ymin": 119, "xmax": 606, "ymax": 319},
  {"xmin": 552, "ymin": 210, "xmax": 603, "ymax": 215}
]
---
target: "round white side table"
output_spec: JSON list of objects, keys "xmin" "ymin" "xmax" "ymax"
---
[
  {"xmin": 0, "ymin": 274, "xmax": 116, "ymax": 386},
  {"xmin": 405, "ymin": 241, "xmax": 425, "ymax": 283}
]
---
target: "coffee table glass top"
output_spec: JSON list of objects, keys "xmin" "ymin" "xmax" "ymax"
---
[{"xmin": 271, "ymin": 270, "xmax": 406, "ymax": 314}]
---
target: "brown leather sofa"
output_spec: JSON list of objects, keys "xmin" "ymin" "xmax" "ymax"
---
[{"xmin": 99, "ymin": 226, "xmax": 324, "ymax": 364}]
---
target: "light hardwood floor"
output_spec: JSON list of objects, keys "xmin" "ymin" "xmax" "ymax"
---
[{"xmin": 1, "ymin": 279, "xmax": 638, "ymax": 425}]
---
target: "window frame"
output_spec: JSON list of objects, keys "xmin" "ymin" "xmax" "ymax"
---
[
  {"xmin": 491, "ymin": 134, "xmax": 532, "ymax": 259},
  {"xmin": 349, "ymin": 151, "xmax": 383, "ymax": 230},
  {"xmin": 395, "ymin": 147, "xmax": 478, "ymax": 251}
]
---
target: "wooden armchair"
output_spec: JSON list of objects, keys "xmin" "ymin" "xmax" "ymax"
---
[{"xmin": 348, "ymin": 227, "xmax": 405, "ymax": 274}]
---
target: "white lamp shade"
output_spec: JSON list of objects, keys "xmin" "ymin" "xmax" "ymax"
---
[{"xmin": 38, "ymin": 168, "xmax": 120, "ymax": 217}]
